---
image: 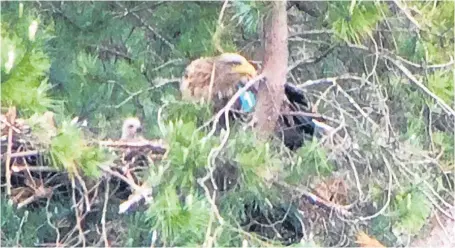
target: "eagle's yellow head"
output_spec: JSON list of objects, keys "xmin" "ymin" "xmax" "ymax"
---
[{"xmin": 215, "ymin": 53, "xmax": 257, "ymax": 79}]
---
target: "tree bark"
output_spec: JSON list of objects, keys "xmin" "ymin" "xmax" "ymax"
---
[{"xmin": 254, "ymin": 0, "xmax": 288, "ymax": 138}]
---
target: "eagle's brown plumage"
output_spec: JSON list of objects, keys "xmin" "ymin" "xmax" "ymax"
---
[{"xmin": 180, "ymin": 53, "xmax": 257, "ymax": 103}]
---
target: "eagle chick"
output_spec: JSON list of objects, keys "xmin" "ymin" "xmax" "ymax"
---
[{"xmin": 120, "ymin": 117, "xmax": 144, "ymax": 142}]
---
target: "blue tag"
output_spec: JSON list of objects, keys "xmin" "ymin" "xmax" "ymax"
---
[{"xmin": 238, "ymin": 85, "xmax": 256, "ymax": 113}]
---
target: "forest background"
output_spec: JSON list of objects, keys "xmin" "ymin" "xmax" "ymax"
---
[{"xmin": 1, "ymin": 1, "xmax": 454, "ymax": 247}]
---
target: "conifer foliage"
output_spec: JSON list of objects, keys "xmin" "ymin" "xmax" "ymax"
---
[{"xmin": 1, "ymin": 1, "xmax": 454, "ymax": 247}]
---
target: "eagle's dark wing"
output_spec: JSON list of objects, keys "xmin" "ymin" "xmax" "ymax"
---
[{"xmin": 275, "ymin": 83, "xmax": 316, "ymax": 150}]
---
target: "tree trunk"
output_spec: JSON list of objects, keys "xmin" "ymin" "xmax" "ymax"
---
[{"xmin": 254, "ymin": 0, "xmax": 288, "ymax": 138}]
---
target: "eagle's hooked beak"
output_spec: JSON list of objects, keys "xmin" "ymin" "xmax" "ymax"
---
[{"xmin": 231, "ymin": 61, "xmax": 258, "ymax": 79}]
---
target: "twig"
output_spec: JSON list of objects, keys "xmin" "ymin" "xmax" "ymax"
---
[
  {"xmin": 285, "ymin": 111, "xmax": 340, "ymax": 124},
  {"xmin": 114, "ymin": 80, "xmax": 177, "ymax": 108},
  {"xmin": 335, "ymin": 84, "xmax": 379, "ymax": 129},
  {"xmin": 150, "ymin": 59, "xmax": 185, "ymax": 72},
  {"xmin": 287, "ymin": 44, "xmax": 337, "ymax": 72},
  {"xmin": 288, "ymin": 29, "xmax": 334, "ymax": 38},
  {"xmin": 433, "ymin": 210, "xmax": 451, "ymax": 240},
  {"xmin": 392, "ymin": 0, "xmax": 423, "ymax": 31},
  {"xmin": 387, "ymin": 59, "xmax": 455, "ymax": 117},
  {"xmin": 203, "ymin": 188, "xmax": 218, "ymax": 248},
  {"xmin": 101, "ymin": 180, "xmax": 109, "ymax": 248},
  {"xmin": 344, "ymin": 153, "xmax": 364, "ymax": 201},
  {"xmin": 213, "ymin": 0, "xmax": 230, "ymax": 54},
  {"xmin": 297, "ymin": 76, "xmax": 338, "ymax": 88},
  {"xmin": 8, "ymin": 150, "xmax": 41, "ymax": 159},
  {"xmin": 98, "ymin": 139, "xmax": 167, "ymax": 154},
  {"xmin": 118, "ymin": 182, "xmax": 153, "ymax": 214},
  {"xmin": 100, "ymin": 165, "xmax": 147, "ymax": 194},
  {"xmin": 11, "ymin": 165, "xmax": 60, "ymax": 173},
  {"xmin": 5, "ymin": 107, "xmax": 16, "ymax": 196},
  {"xmin": 88, "ymin": 44, "xmax": 132, "ymax": 61},
  {"xmin": 347, "ymin": 42, "xmax": 455, "ymax": 70},
  {"xmin": 15, "ymin": 210, "xmax": 28, "ymax": 246},
  {"xmin": 422, "ymin": 190, "xmax": 455, "ymax": 221},
  {"xmin": 45, "ymin": 197, "xmax": 62, "ymax": 247},
  {"xmin": 114, "ymin": 2, "xmax": 182, "ymax": 58},
  {"xmin": 313, "ymin": 83, "xmax": 336, "ymax": 112},
  {"xmin": 359, "ymin": 152, "xmax": 393, "ymax": 221},
  {"xmin": 74, "ymin": 171, "xmax": 91, "ymax": 213},
  {"xmin": 365, "ymin": 32, "xmax": 379, "ymax": 81},
  {"xmin": 70, "ymin": 176, "xmax": 86, "ymax": 247},
  {"xmin": 156, "ymin": 102, "xmax": 168, "ymax": 137},
  {"xmin": 208, "ymin": 61, "xmax": 217, "ymax": 103},
  {"xmin": 0, "ymin": 117, "xmax": 22, "ymax": 133},
  {"xmin": 5, "ymin": 127, "xmax": 13, "ymax": 196},
  {"xmin": 16, "ymin": 187, "xmax": 52, "ymax": 209},
  {"xmin": 150, "ymin": 231, "xmax": 157, "ymax": 248}
]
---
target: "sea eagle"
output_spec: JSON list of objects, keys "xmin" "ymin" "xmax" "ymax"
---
[{"xmin": 180, "ymin": 53, "xmax": 323, "ymax": 150}]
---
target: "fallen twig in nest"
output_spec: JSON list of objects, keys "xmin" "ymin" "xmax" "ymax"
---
[
  {"xmin": 98, "ymin": 139, "xmax": 168, "ymax": 155},
  {"xmin": 3, "ymin": 107, "xmax": 16, "ymax": 196}
]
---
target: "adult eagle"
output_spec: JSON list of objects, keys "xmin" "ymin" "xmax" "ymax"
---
[
  {"xmin": 180, "ymin": 53, "xmax": 320, "ymax": 150},
  {"xmin": 181, "ymin": 53, "xmax": 258, "ymax": 112}
]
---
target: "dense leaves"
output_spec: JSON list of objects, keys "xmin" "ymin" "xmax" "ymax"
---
[{"xmin": 1, "ymin": 1, "xmax": 453, "ymax": 247}]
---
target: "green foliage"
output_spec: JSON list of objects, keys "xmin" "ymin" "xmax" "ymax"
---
[
  {"xmin": 397, "ymin": 35, "xmax": 422, "ymax": 62},
  {"xmin": 2, "ymin": 1, "xmax": 452, "ymax": 247},
  {"xmin": 146, "ymin": 187, "xmax": 210, "ymax": 246},
  {"xmin": 427, "ymin": 70, "xmax": 453, "ymax": 105},
  {"xmin": 161, "ymin": 100, "xmax": 214, "ymax": 125},
  {"xmin": 397, "ymin": 35, "xmax": 452, "ymax": 64},
  {"xmin": 162, "ymin": 118, "xmax": 220, "ymax": 190},
  {"xmin": 1, "ymin": 195, "xmax": 73, "ymax": 246},
  {"xmin": 150, "ymin": 2, "xmax": 237, "ymax": 58},
  {"xmin": 403, "ymin": 114, "xmax": 426, "ymax": 148},
  {"xmin": 412, "ymin": 1, "xmax": 454, "ymax": 60},
  {"xmin": 415, "ymin": 1, "xmax": 454, "ymax": 33},
  {"xmin": 328, "ymin": 1, "xmax": 387, "ymax": 44},
  {"xmin": 120, "ymin": 211, "xmax": 153, "ymax": 247},
  {"xmin": 231, "ymin": 1, "xmax": 266, "ymax": 36},
  {"xmin": 370, "ymin": 215, "xmax": 397, "ymax": 246},
  {"xmin": 391, "ymin": 187, "xmax": 432, "ymax": 236},
  {"xmin": 1, "ymin": 4, "xmax": 58, "ymax": 115},
  {"xmin": 396, "ymin": 2, "xmax": 454, "ymax": 64},
  {"xmin": 232, "ymin": 132, "xmax": 283, "ymax": 195},
  {"xmin": 50, "ymin": 118, "xmax": 108, "ymax": 178},
  {"xmin": 286, "ymin": 139, "xmax": 334, "ymax": 184},
  {"xmin": 147, "ymin": 103, "xmax": 300, "ymax": 246},
  {"xmin": 432, "ymin": 130, "xmax": 454, "ymax": 164},
  {"xmin": 36, "ymin": 1, "xmax": 167, "ymax": 137}
]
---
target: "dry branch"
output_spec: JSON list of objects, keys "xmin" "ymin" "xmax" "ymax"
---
[
  {"xmin": 4, "ymin": 106, "xmax": 17, "ymax": 196},
  {"xmin": 98, "ymin": 139, "xmax": 168, "ymax": 155}
]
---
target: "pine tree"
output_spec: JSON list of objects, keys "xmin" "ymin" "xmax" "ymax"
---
[{"xmin": 1, "ymin": 1, "xmax": 453, "ymax": 247}]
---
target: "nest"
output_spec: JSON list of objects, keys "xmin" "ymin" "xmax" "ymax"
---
[{"xmin": 0, "ymin": 107, "xmax": 168, "ymax": 214}]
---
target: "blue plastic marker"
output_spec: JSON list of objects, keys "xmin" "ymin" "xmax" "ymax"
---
[{"xmin": 237, "ymin": 84, "xmax": 256, "ymax": 113}]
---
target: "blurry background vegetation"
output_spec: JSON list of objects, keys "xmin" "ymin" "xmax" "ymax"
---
[{"xmin": 1, "ymin": 1, "xmax": 454, "ymax": 247}]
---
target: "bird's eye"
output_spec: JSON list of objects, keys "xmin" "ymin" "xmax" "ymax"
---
[{"xmin": 128, "ymin": 124, "xmax": 134, "ymax": 129}]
